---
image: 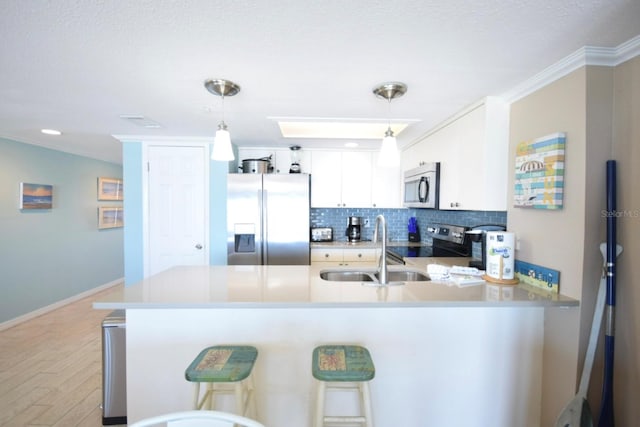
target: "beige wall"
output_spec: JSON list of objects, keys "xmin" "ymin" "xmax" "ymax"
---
[
  {"xmin": 611, "ymin": 55, "xmax": 640, "ymax": 425},
  {"xmin": 508, "ymin": 58, "xmax": 639, "ymax": 425}
]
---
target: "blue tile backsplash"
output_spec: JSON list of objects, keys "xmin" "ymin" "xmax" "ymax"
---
[{"xmin": 310, "ymin": 208, "xmax": 507, "ymax": 259}]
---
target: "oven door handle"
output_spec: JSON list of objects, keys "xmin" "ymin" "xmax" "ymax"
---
[{"xmin": 418, "ymin": 176, "xmax": 429, "ymax": 203}]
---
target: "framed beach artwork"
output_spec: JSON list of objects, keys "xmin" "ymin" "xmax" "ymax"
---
[
  {"xmin": 97, "ymin": 177, "xmax": 124, "ymax": 201},
  {"xmin": 98, "ymin": 206, "xmax": 124, "ymax": 229},
  {"xmin": 19, "ymin": 182, "xmax": 53, "ymax": 209},
  {"xmin": 514, "ymin": 132, "xmax": 566, "ymax": 209}
]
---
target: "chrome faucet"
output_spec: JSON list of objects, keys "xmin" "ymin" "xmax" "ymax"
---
[{"xmin": 373, "ymin": 214, "xmax": 389, "ymax": 285}]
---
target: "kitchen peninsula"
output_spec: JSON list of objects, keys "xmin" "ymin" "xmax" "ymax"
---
[{"xmin": 94, "ymin": 264, "xmax": 578, "ymax": 426}]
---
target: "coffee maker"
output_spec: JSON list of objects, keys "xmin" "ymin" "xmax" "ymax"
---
[
  {"xmin": 346, "ymin": 216, "xmax": 362, "ymax": 242},
  {"xmin": 466, "ymin": 224, "xmax": 507, "ymax": 270}
]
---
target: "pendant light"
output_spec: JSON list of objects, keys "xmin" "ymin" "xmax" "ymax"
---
[
  {"xmin": 373, "ymin": 82, "xmax": 407, "ymax": 167},
  {"xmin": 204, "ymin": 79, "xmax": 240, "ymax": 161}
]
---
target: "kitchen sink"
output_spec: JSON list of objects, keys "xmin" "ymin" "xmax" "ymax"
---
[
  {"xmin": 319, "ymin": 270, "xmax": 376, "ymax": 282},
  {"xmin": 375, "ymin": 270, "xmax": 430, "ymax": 282},
  {"xmin": 319, "ymin": 268, "xmax": 430, "ymax": 284}
]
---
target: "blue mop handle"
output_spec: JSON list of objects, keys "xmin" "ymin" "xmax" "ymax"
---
[
  {"xmin": 598, "ymin": 160, "xmax": 617, "ymax": 427},
  {"xmin": 606, "ymin": 160, "xmax": 617, "ymax": 307}
]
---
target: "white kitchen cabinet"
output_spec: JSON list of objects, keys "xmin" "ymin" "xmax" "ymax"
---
[
  {"xmin": 341, "ymin": 152, "xmax": 372, "ymax": 207},
  {"xmin": 310, "ymin": 247, "xmax": 379, "ymax": 266},
  {"xmin": 310, "ymin": 151, "xmax": 344, "ymax": 207},
  {"xmin": 371, "ymin": 152, "xmax": 402, "ymax": 208},
  {"xmin": 311, "ymin": 151, "xmax": 373, "ymax": 208},
  {"xmin": 401, "ymin": 97, "xmax": 508, "ymax": 211}
]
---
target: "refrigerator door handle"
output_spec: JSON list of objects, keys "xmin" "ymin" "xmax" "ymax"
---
[{"xmin": 261, "ymin": 189, "xmax": 268, "ymax": 264}]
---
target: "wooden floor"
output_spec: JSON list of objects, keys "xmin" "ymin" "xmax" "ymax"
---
[{"xmin": 0, "ymin": 285, "xmax": 125, "ymax": 426}]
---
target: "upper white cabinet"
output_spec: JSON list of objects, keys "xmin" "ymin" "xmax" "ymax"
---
[
  {"xmin": 238, "ymin": 147, "xmax": 402, "ymax": 208},
  {"xmin": 371, "ymin": 152, "xmax": 402, "ymax": 208},
  {"xmin": 401, "ymin": 97, "xmax": 509, "ymax": 211},
  {"xmin": 311, "ymin": 151, "xmax": 373, "ymax": 208}
]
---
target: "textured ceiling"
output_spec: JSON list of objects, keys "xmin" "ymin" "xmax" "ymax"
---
[{"xmin": 1, "ymin": 0, "xmax": 639, "ymax": 164}]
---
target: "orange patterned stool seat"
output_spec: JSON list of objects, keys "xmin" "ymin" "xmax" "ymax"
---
[
  {"xmin": 184, "ymin": 345, "xmax": 258, "ymax": 417},
  {"xmin": 312, "ymin": 345, "xmax": 375, "ymax": 427}
]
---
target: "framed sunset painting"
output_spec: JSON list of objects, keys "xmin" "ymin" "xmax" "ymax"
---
[{"xmin": 19, "ymin": 182, "xmax": 53, "ymax": 209}]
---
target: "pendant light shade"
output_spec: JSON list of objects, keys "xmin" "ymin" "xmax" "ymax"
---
[
  {"xmin": 205, "ymin": 79, "xmax": 240, "ymax": 162},
  {"xmin": 212, "ymin": 122, "xmax": 234, "ymax": 161},
  {"xmin": 378, "ymin": 127, "xmax": 400, "ymax": 167},
  {"xmin": 373, "ymin": 82, "xmax": 407, "ymax": 167}
]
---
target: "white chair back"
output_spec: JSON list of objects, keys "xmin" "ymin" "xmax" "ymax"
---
[{"xmin": 127, "ymin": 410, "xmax": 265, "ymax": 427}]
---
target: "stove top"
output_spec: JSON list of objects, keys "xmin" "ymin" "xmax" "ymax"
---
[
  {"xmin": 388, "ymin": 246, "xmax": 433, "ymax": 258},
  {"xmin": 386, "ymin": 223, "xmax": 472, "ymax": 264}
]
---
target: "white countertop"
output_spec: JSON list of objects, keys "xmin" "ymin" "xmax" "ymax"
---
[{"xmin": 93, "ymin": 262, "xmax": 577, "ymax": 310}]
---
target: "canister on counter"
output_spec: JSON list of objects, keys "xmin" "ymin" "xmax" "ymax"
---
[{"xmin": 483, "ymin": 231, "xmax": 519, "ymax": 285}]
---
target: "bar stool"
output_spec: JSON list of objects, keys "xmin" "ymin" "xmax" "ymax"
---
[
  {"xmin": 185, "ymin": 345, "xmax": 258, "ymax": 418},
  {"xmin": 312, "ymin": 345, "xmax": 375, "ymax": 427}
]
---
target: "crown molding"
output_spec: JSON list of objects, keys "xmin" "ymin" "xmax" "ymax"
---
[{"xmin": 501, "ymin": 34, "xmax": 640, "ymax": 103}]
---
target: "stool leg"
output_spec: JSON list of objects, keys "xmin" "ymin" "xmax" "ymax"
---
[
  {"xmin": 193, "ymin": 383, "xmax": 201, "ymax": 409},
  {"xmin": 247, "ymin": 373, "xmax": 257, "ymax": 418},
  {"xmin": 234, "ymin": 381, "xmax": 245, "ymax": 415},
  {"xmin": 361, "ymin": 382, "xmax": 374, "ymax": 427},
  {"xmin": 314, "ymin": 380, "xmax": 326, "ymax": 427},
  {"xmin": 205, "ymin": 383, "xmax": 214, "ymax": 410}
]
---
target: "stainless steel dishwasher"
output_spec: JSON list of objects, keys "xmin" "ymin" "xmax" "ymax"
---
[{"xmin": 101, "ymin": 310, "xmax": 127, "ymax": 425}]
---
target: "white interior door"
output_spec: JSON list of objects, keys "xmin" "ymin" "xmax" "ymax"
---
[{"xmin": 147, "ymin": 145, "xmax": 208, "ymax": 276}]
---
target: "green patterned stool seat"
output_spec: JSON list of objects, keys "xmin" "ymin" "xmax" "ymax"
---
[
  {"xmin": 185, "ymin": 345, "xmax": 258, "ymax": 417},
  {"xmin": 312, "ymin": 345, "xmax": 375, "ymax": 382},
  {"xmin": 312, "ymin": 345, "xmax": 375, "ymax": 427},
  {"xmin": 185, "ymin": 345, "xmax": 258, "ymax": 383}
]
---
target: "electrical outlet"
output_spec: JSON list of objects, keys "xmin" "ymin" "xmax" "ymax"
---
[{"xmin": 363, "ymin": 218, "xmax": 370, "ymax": 228}]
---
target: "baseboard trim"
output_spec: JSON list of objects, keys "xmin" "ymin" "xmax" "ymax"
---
[{"xmin": 0, "ymin": 278, "xmax": 124, "ymax": 331}]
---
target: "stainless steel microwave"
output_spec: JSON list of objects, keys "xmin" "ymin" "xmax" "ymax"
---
[{"xmin": 403, "ymin": 163, "xmax": 440, "ymax": 209}]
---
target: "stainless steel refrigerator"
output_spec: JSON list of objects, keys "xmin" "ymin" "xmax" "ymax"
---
[{"xmin": 227, "ymin": 173, "xmax": 310, "ymax": 265}]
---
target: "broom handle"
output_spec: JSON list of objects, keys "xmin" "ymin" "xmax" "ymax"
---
[{"xmin": 598, "ymin": 160, "xmax": 617, "ymax": 427}]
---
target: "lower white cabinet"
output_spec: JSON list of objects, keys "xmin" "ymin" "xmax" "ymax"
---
[{"xmin": 311, "ymin": 247, "xmax": 379, "ymax": 266}]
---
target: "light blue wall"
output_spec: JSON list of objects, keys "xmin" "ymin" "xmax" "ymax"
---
[
  {"xmin": 122, "ymin": 141, "xmax": 144, "ymax": 284},
  {"xmin": 122, "ymin": 142, "xmax": 230, "ymax": 284},
  {"xmin": 0, "ymin": 137, "xmax": 123, "ymax": 323}
]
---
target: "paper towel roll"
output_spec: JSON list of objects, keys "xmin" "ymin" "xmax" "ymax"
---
[{"xmin": 485, "ymin": 232, "xmax": 515, "ymax": 280}]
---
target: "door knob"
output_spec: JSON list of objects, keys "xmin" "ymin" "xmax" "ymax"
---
[{"xmin": 195, "ymin": 244, "xmax": 203, "ymax": 250}]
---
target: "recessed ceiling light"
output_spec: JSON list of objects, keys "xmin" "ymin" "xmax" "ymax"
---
[{"xmin": 41, "ymin": 129, "xmax": 62, "ymax": 135}]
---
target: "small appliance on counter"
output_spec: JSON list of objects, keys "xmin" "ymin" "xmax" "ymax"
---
[
  {"xmin": 408, "ymin": 217, "xmax": 420, "ymax": 242},
  {"xmin": 346, "ymin": 216, "xmax": 362, "ymax": 242},
  {"xmin": 311, "ymin": 227, "xmax": 333, "ymax": 242},
  {"xmin": 466, "ymin": 224, "xmax": 507, "ymax": 271}
]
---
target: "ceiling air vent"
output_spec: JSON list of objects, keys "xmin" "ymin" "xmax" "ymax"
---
[{"xmin": 119, "ymin": 115, "xmax": 162, "ymax": 129}]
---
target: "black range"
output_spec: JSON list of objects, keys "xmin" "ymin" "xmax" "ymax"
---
[{"xmin": 386, "ymin": 224, "xmax": 471, "ymax": 265}]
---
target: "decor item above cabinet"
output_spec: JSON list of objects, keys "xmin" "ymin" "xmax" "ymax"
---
[
  {"xmin": 237, "ymin": 148, "xmax": 311, "ymax": 174},
  {"xmin": 401, "ymin": 97, "xmax": 508, "ymax": 211}
]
